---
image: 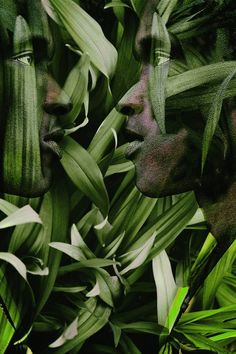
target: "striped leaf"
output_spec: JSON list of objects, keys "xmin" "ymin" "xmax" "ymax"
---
[{"xmin": 49, "ymin": 0, "xmax": 117, "ymax": 77}]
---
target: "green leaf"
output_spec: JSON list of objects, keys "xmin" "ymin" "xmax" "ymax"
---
[
  {"xmin": 49, "ymin": 0, "xmax": 117, "ymax": 77},
  {"xmin": 202, "ymin": 240, "xmax": 236, "ymax": 309},
  {"xmin": 148, "ymin": 13, "xmax": 171, "ymax": 133},
  {"xmin": 53, "ymin": 286, "xmax": 87, "ymax": 293},
  {"xmin": 49, "ymin": 242, "xmax": 86, "ymax": 261},
  {"xmin": 157, "ymin": 0, "xmax": 178, "ymax": 24},
  {"xmin": 110, "ymin": 322, "xmax": 122, "ymax": 347},
  {"xmin": 182, "ymin": 332, "xmax": 227, "ymax": 353},
  {"xmin": 119, "ymin": 334, "xmax": 142, "ymax": 354},
  {"xmin": 71, "ymin": 224, "xmax": 95, "ymax": 258},
  {"xmin": 36, "ymin": 176, "xmax": 70, "ymax": 315},
  {"xmin": 0, "ymin": 253, "xmax": 27, "ymax": 281},
  {"xmin": 88, "ymin": 108, "xmax": 126, "ymax": 162},
  {"xmin": 179, "ymin": 305, "xmax": 236, "ymax": 325},
  {"xmin": 103, "ymin": 231, "xmax": 125, "ymax": 259},
  {"xmin": 88, "ymin": 270, "xmax": 114, "ymax": 307},
  {"xmin": 120, "ymin": 232, "xmax": 156, "ymax": 275},
  {"xmin": 60, "ymin": 136, "xmax": 109, "ymax": 216},
  {"xmin": 0, "ymin": 205, "xmax": 41, "ymax": 229},
  {"xmin": 49, "ymin": 298, "xmax": 111, "ymax": 353},
  {"xmin": 0, "ymin": 305, "xmax": 15, "ymax": 354},
  {"xmin": 152, "ymin": 250, "xmax": 177, "ymax": 327},
  {"xmin": 201, "ymin": 68, "xmax": 236, "ymax": 171},
  {"xmin": 165, "ymin": 287, "xmax": 189, "ymax": 332},
  {"xmin": 210, "ymin": 331, "xmax": 236, "ymax": 342},
  {"xmin": 104, "ymin": 1, "xmax": 131, "ymax": 9},
  {"xmin": 59, "ymin": 259, "xmax": 119, "ymax": 276},
  {"xmin": 166, "ymin": 61, "xmax": 236, "ymax": 98},
  {"xmin": 49, "ymin": 316, "xmax": 78, "ymax": 348},
  {"xmin": 86, "ymin": 279, "xmax": 100, "ymax": 298},
  {"xmin": 61, "ymin": 53, "xmax": 90, "ymax": 126},
  {"xmin": 0, "ymin": 198, "xmax": 18, "ymax": 215}
]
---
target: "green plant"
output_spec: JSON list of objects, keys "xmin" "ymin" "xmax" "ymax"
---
[{"xmin": 0, "ymin": 0, "xmax": 236, "ymax": 353}]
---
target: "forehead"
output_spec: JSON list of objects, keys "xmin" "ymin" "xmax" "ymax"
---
[
  {"xmin": 135, "ymin": 0, "xmax": 159, "ymax": 59},
  {"xmin": 0, "ymin": 0, "xmax": 52, "ymax": 57}
]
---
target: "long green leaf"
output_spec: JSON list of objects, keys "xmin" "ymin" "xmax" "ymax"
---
[
  {"xmin": 201, "ymin": 68, "xmax": 236, "ymax": 171},
  {"xmin": 166, "ymin": 61, "xmax": 236, "ymax": 98},
  {"xmin": 49, "ymin": 0, "xmax": 117, "ymax": 77},
  {"xmin": 60, "ymin": 136, "xmax": 109, "ymax": 216},
  {"xmin": 152, "ymin": 250, "xmax": 177, "ymax": 327},
  {"xmin": 61, "ymin": 53, "xmax": 90, "ymax": 126},
  {"xmin": 49, "ymin": 298, "xmax": 111, "ymax": 353}
]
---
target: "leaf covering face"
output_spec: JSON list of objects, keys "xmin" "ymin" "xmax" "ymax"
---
[{"xmin": 0, "ymin": 0, "xmax": 72, "ymax": 197}]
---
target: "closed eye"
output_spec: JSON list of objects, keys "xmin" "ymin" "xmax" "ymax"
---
[{"xmin": 12, "ymin": 52, "xmax": 34, "ymax": 66}]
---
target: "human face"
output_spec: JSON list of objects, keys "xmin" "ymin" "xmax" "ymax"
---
[
  {"xmin": 117, "ymin": 6, "xmax": 224, "ymax": 198},
  {"xmin": 0, "ymin": 4, "xmax": 72, "ymax": 197}
]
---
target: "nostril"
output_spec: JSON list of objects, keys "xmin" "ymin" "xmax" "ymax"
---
[
  {"xmin": 120, "ymin": 106, "xmax": 136, "ymax": 116},
  {"xmin": 44, "ymin": 102, "xmax": 73, "ymax": 116},
  {"xmin": 116, "ymin": 104, "xmax": 143, "ymax": 116}
]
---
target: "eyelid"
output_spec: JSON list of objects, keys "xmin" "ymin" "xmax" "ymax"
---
[{"xmin": 11, "ymin": 51, "xmax": 34, "ymax": 65}]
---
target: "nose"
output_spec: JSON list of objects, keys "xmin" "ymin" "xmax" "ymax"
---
[
  {"xmin": 116, "ymin": 83, "xmax": 144, "ymax": 116},
  {"xmin": 44, "ymin": 76, "xmax": 72, "ymax": 115},
  {"xmin": 116, "ymin": 66, "xmax": 149, "ymax": 116}
]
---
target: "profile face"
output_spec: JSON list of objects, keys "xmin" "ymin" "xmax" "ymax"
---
[
  {"xmin": 0, "ymin": 1, "xmax": 72, "ymax": 197},
  {"xmin": 117, "ymin": 4, "xmax": 224, "ymax": 198}
]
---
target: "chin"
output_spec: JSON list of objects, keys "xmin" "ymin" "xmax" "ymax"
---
[
  {"xmin": 135, "ymin": 176, "xmax": 166, "ymax": 197},
  {"xmin": 135, "ymin": 172, "xmax": 197, "ymax": 198},
  {"xmin": 3, "ymin": 177, "xmax": 52, "ymax": 198}
]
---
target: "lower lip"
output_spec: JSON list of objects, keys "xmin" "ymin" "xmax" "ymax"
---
[{"xmin": 125, "ymin": 141, "xmax": 143, "ymax": 159}]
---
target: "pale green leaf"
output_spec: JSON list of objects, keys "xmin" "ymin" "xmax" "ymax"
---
[
  {"xmin": 0, "ymin": 253, "xmax": 27, "ymax": 280},
  {"xmin": 49, "ymin": 316, "xmax": 78, "ymax": 348},
  {"xmin": 86, "ymin": 280, "xmax": 100, "ymax": 298},
  {"xmin": 152, "ymin": 250, "xmax": 177, "ymax": 327},
  {"xmin": 0, "ymin": 198, "xmax": 18, "ymax": 215},
  {"xmin": 49, "ymin": 242, "xmax": 86, "ymax": 261},
  {"xmin": 120, "ymin": 232, "xmax": 156, "ymax": 275},
  {"xmin": 71, "ymin": 224, "xmax": 95, "ymax": 258},
  {"xmin": 0, "ymin": 205, "xmax": 41, "ymax": 229}
]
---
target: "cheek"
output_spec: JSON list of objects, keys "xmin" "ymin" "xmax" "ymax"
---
[
  {"xmin": 132, "ymin": 133, "xmax": 202, "ymax": 196},
  {"xmin": 134, "ymin": 142, "xmax": 172, "ymax": 196}
]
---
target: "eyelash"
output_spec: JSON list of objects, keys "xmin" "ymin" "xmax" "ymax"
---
[{"xmin": 12, "ymin": 52, "xmax": 34, "ymax": 66}]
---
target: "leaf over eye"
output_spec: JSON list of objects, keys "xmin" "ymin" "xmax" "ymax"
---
[{"xmin": 148, "ymin": 13, "xmax": 171, "ymax": 134}]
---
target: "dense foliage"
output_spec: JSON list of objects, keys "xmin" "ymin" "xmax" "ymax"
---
[{"xmin": 0, "ymin": 0, "xmax": 236, "ymax": 353}]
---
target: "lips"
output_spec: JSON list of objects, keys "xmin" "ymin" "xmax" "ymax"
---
[
  {"xmin": 41, "ymin": 127, "xmax": 65, "ymax": 158},
  {"xmin": 125, "ymin": 127, "xmax": 144, "ymax": 159}
]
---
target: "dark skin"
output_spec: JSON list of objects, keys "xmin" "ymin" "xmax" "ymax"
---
[{"xmin": 117, "ymin": 1, "xmax": 236, "ymax": 302}]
